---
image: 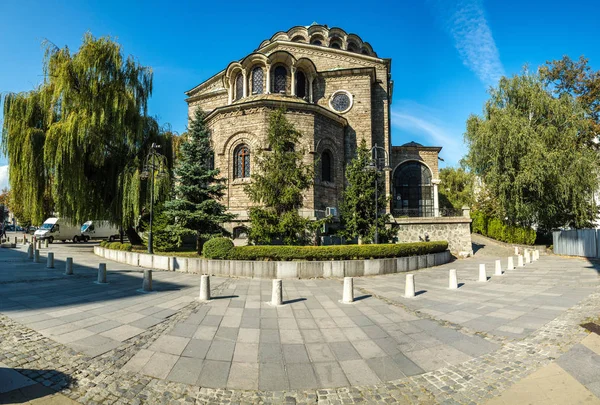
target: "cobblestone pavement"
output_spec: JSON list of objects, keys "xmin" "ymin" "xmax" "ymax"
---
[{"xmin": 0, "ymin": 239, "xmax": 599, "ymax": 404}]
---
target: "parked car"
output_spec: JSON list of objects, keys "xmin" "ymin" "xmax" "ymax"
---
[{"xmin": 27, "ymin": 226, "xmax": 38, "ymax": 235}]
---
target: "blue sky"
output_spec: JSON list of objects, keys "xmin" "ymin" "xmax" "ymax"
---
[{"xmin": 1, "ymin": 0, "xmax": 599, "ymax": 189}]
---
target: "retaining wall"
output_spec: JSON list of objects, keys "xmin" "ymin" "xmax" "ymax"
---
[{"xmin": 93, "ymin": 246, "xmax": 452, "ymax": 279}]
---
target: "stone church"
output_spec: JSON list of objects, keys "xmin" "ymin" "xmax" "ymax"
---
[{"xmin": 185, "ymin": 24, "xmax": 442, "ymax": 240}]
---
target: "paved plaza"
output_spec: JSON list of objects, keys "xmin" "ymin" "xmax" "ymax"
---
[{"xmin": 0, "ymin": 234, "xmax": 600, "ymax": 404}]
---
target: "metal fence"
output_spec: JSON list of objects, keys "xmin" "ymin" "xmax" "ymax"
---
[
  {"xmin": 392, "ymin": 207, "xmax": 464, "ymax": 218},
  {"xmin": 553, "ymin": 229, "xmax": 599, "ymax": 258}
]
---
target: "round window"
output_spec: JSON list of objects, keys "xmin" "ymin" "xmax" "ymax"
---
[{"xmin": 329, "ymin": 91, "xmax": 353, "ymax": 113}]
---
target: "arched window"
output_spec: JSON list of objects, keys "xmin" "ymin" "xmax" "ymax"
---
[
  {"xmin": 361, "ymin": 49, "xmax": 370, "ymax": 55},
  {"xmin": 296, "ymin": 70, "xmax": 306, "ymax": 99},
  {"xmin": 321, "ymin": 150, "xmax": 333, "ymax": 182},
  {"xmin": 273, "ymin": 66, "xmax": 287, "ymax": 94},
  {"xmin": 234, "ymin": 144, "xmax": 250, "ymax": 179},
  {"xmin": 291, "ymin": 35, "xmax": 305, "ymax": 42},
  {"xmin": 329, "ymin": 39, "xmax": 342, "ymax": 49},
  {"xmin": 235, "ymin": 73, "xmax": 244, "ymax": 100},
  {"xmin": 347, "ymin": 42, "xmax": 359, "ymax": 52},
  {"xmin": 393, "ymin": 162, "xmax": 433, "ymax": 217},
  {"xmin": 252, "ymin": 67, "xmax": 263, "ymax": 94},
  {"xmin": 311, "ymin": 40, "xmax": 322, "ymax": 46}
]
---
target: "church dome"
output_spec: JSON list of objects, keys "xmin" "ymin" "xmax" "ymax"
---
[{"xmin": 257, "ymin": 24, "xmax": 377, "ymax": 57}]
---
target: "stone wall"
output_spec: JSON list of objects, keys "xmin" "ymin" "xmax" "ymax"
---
[{"xmin": 394, "ymin": 217, "xmax": 473, "ymax": 256}]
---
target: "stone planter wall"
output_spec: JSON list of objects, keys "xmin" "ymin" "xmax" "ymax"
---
[
  {"xmin": 394, "ymin": 216, "xmax": 473, "ymax": 257},
  {"xmin": 93, "ymin": 246, "xmax": 452, "ymax": 279}
]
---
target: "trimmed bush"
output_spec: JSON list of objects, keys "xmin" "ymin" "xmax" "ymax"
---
[
  {"xmin": 108, "ymin": 242, "xmax": 121, "ymax": 250},
  {"xmin": 202, "ymin": 237, "xmax": 234, "ymax": 259},
  {"xmin": 226, "ymin": 241, "xmax": 448, "ymax": 261},
  {"xmin": 471, "ymin": 210, "xmax": 536, "ymax": 245},
  {"xmin": 119, "ymin": 243, "xmax": 132, "ymax": 251},
  {"xmin": 100, "ymin": 240, "xmax": 108, "ymax": 247}
]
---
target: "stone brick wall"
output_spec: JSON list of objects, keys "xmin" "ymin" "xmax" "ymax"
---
[
  {"xmin": 391, "ymin": 146, "xmax": 441, "ymax": 179},
  {"xmin": 394, "ymin": 217, "xmax": 473, "ymax": 256}
]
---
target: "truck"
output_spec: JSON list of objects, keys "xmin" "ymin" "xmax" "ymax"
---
[
  {"xmin": 80, "ymin": 220, "xmax": 120, "ymax": 242},
  {"xmin": 34, "ymin": 218, "xmax": 82, "ymax": 243}
]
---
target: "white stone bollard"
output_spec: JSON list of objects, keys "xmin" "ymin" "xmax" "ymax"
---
[
  {"xmin": 97, "ymin": 263, "xmax": 107, "ymax": 284},
  {"xmin": 525, "ymin": 251, "xmax": 531, "ymax": 264},
  {"xmin": 478, "ymin": 264, "xmax": 487, "ymax": 282},
  {"xmin": 271, "ymin": 279, "xmax": 283, "ymax": 306},
  {"xmin": 44, "ymin": 239, "xmax": 49, "ymax": 248},
  {"xmin": 27, "ymin": 244, "xmax": 33, "ymax": 259},
  {"xmin": 37, "ymin": 240, "xmax": 42, "ymax": 250},
  {"xmin": 199, "ymin": 275, "xmax": 211, "ymax": 301},
  {"xmin": 34, "ymin": 249, "xmax": 40, "ymax": 263},
  {"xmin": 143, "ymin": 270, "xmax": 152, "ymax": 292},
  {"xmin": 404, "ymin": 274, "xmax": 415, "ymax": 298},
  {"xmin": 507, "ymin": 256, "xmax": 514, "ymax": 270},
  {"xmin": 342, "ymin": 277, "xmax": 354, "ymax": 303},
  {"xmin": 495, "ymin": 259, "xmax": 503, "ymax": 276},
  {"xmin": 14, "ymin": 236, "xmax": 17, "ymax": 245},
  {"xmin": 448, "ymin": 269, "xmax": 458, "ymax": 289},
  {"xmin": 46, "ymin": 252, "xmax": 54, "ymax": 268},
  {"xmin": 514, "ymin": 247, "xmax": 519, "ymax": 255},
  {"xmin": 517, "ymin": 255, "xmax": 524, "ymax": 267},
  {"xmin": 532, "ymin": 249, "xmax": 538, "ymax": 261},
  {"xmin": 65, "ymin": 257, "xmax": 73, "ymax": 275}
]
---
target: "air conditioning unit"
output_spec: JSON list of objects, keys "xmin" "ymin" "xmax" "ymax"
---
[{"xmin": 325, "ymin": 207, "xmax": 338, "ymax": 217}]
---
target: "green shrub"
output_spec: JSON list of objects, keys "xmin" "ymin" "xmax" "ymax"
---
[
  {"xmin": 108, "ymin": 241, "xmax": 122, "ymax": 250},
  {"xmin": 119, "ymin": 243, "xmax": 132, "ymax": 251},
  {"xmin": 226, "ymin": 241, "xmax": 448, "ymax": 261},
  {"xmin": 202, "ymin": 237, "xmax": 234, "ymax": 259},
  {"xmin": 100, "ymin": 241, "xmax": 107, "ymax": 247},
  {"xmin": 471, "ymin": 210, "xmax": 536, "ymax": 245}
]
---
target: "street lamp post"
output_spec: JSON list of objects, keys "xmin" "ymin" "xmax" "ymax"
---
[
  {"xmin": 365, "ymin": 143, "xmax": 391, "ymax": 244},
  {"xmin": 140, "ymin": 143, "xmax": 167, "ymax": 255}
]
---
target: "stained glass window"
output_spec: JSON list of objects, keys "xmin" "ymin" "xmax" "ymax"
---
[
  {"xmin": 331, "ymin": 92, "xmax": 351, "ymax": 112},
  {"xmin": 273, "ymin": 66, "xmax": 286, "ymax": 94},
  {"xmin": 235, "ymin": 73, "xmax": 243, "ymax": 100},
  {"xmin": 321, "ymin": 150, "xmax": 332, "ymax": 182},
  {"xmin": 234, "ymin": 144, "xmax": 250, "ymax": 178},
  {"xmin": 296, "ymin": 70, "xmax": 306, "ymax": 98},
  {"xmin": 252, "ymin": 67, "xmax": 263, "ymax": 94}
]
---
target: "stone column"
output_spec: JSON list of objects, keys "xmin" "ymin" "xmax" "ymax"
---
[
  {"xmin": 494, "ymin": 259, "xmax": 502, "ymax": 276},
  {"xmin": 271, "ymin": 279, "xmax": 283, "ymax": 306},
  {"xmin": 404, "ymin": 274, "xmax": 415, "ymax": 298},
  {"xmin": 308, "ymin": 76, "xmax": 314, "ymax": 103},
  {"xmin": 265, "ymin": 64, "xmax": 271, "ymax": 94},
  {"xmin": 507, "ymin": 256, "xmax": 514, "ymax": 270},
  {"xmin": 242, "ymin": 70, "xmax": 248, "ymax": 98},
  {"xmin": 432, "ymin": 179, "xmax": 441, "ymax": 217},
  {"xmin": 199, "ymin": 275, "xmax": 211, "ymax": 301},
  {"xmin": 290, "ymin": 67, "xmax": 296, "ymax": 96},
  {"xmin": 44, "ymin": 239, "xmax": 48, "ymax": 248},
  {"xmin": 514, "ymin": 247, "xmax": 519, "ymax": 255},
  {"xmin": 448, "ymin": 269, "xmax": 458, "ymax": 289},
  {"xmin": 478, "ymin": 264, "xmax": 487, "ymax": 282},
  {"xmin": 227, "ymin": 83, "xmax": 233, "ymax": 105},
  {"xmin": 97, "ymin": 263, "xmax": 107, "ymax": 284},
  {"xmin": 342, "ymin": 277, "xmax": 354, "ymax": 303},
  {"xmin": 34, "ymin": 249, "xmax": 40, "ymax": 263},
  {"xmin": 65, "ymin": 257, "xmax": 73, "ymax": 275},
  {"xmin": 47, "ymin": 252, "xmax": 54, "ymax": 269},
  {"xmin": 517, "ymin": 255, "xmax": 524, "ymax": 267},
  {"xmin": 143, "ymin": 270, "xmax": 152, "ymax": 292},
  {"xmin": 27, "ymin": 244, "xmax": 33, "ymax": 259}
]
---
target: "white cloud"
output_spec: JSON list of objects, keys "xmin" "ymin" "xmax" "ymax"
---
[
  {"xmin": 431, "ymin": 0, "xmax": 505, "ymax": 86},
  {"xmin": 391, "ymin": 102, "xmax": 466, "ymax": 166},
  {"xmin": 0, "ymin": 165, "xmax": 8, "ymax": 190}
]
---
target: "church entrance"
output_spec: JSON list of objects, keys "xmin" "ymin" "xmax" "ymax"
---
[{"xmin": 393, "ymin": 161, "xmax": 434, "ymax": 217}]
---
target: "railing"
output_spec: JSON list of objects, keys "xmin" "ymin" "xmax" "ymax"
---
[{"xmin": 392, "ymin": 207, "xmax": 464, "ymax": 218}]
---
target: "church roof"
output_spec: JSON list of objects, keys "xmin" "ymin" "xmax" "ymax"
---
[{"xmin": 400, "ymin": 141, "xmax": 423, "ymax": 147}]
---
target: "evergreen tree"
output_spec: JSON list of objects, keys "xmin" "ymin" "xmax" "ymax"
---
[
  {"xmin": 163, "ymin": 108, "xmax": 234, "ymax": 253},
  {"xmin": 339, "ymin": 139, "xmax": 393, "ymax": 243},
  {"xmin": 244, "ymin": 108, "xmax": 313, "ymax": 245}
]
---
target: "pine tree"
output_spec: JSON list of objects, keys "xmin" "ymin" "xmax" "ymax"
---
[
  {"xmin": 339, "ymin": 139, "xmax": 392, "ymax": 243},
  {"xmin": 163, "ymin": 108, "xmax": 234, "ymax": 253},
  {"xmin": 244, "ymin": 108, "xmax": 313, "ymax": 245}
]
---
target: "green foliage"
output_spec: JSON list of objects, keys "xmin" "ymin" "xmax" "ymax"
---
[
  {"xmin": 438, "ymin": 166, "xmax": 475, "ymax": 210},
  {"xmin": 163, "ymin": 108, "xmax": 234, "ymax": 253},
  {"xmin": 151, "ymin": 208, "xmax": 182, "ymax": 252},
  {"xmin": 464, "ymin": 70, "xmax": 599, "ymax": 231},
  {"xmin": 226, "ymin": 241, "xmax": 448, "ymax": 261},
  {"xmin": 1, "ymin": 33, "xmax": 173, "ymax": 227},
  {"xmin": 339, "ymin": 139, "xmax": 393, "ymax": 243},
  {"xmin": 202, "ymin": 237, "xmax": 234, "ymax": 259},
  {"xmin": 471, "ymin": 211, "xmax": 536, "ymax": 245},
  {"xmin": 100, "ymin": 240, "xmax": 108, "ymax": 247},
  {"xmin": 102, "ymin": 241, "xmax": 133, "ymax": 251},
  {"xmin": 119, "ymin": 243, "xmax": 132, "ymax": 251},
  {"xmin": 244, "ymin": 108, "xmax": 313, "ymax": 245}
]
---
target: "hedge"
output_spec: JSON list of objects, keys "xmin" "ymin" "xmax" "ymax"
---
[
  {"xmin": 471, "ymin": 211, "xmax": 536, "ymax": 245},
  {"xmin": 202, "ymin": 237, "xmax": 234, "ymax": 259},
  {"xmin": 101, "ymin": 241, "xmax": 132, "ymax": 251},
  {"xmin": 225, "ymin": 241, "xmax": 448, "ymax": 261}
]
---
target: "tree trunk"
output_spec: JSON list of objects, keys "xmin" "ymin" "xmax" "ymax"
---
[
  {"xmin": 196, "ymin": 232, "xmax": 204, "ymax": 255},
  {"xmin": 125, "ymin": 226, "xmax": 143, "ymax": 245}
]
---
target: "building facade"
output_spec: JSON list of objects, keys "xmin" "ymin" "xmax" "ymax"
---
[{"xmin": 185, "ymin": 24, "xmax": 442, "ymax": 240}]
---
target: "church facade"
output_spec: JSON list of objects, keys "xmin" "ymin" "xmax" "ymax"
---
[{"xmin": 185, "ymin": 25, "xmax": 442, "ymax": 240}]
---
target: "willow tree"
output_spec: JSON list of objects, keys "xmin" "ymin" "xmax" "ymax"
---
[{"xmin": 1, "ymin": 33, "xmax": 172, "ymax": 238}]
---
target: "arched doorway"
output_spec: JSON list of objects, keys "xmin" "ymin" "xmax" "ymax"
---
[{"xmin": 393, "ymin": 161, "xmax": 434, "ymax": 217}]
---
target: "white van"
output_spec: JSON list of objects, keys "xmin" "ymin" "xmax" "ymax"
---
[
  {"xmin": 80, "ymin": 220, "xmax": 120, "ymax": 242},
  {"xmin": 34, "ymin": 218, "xmax": 82, "ymax": 243}
]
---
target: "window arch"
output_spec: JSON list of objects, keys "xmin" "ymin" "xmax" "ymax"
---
[
  {"xmin": 393, "ymin": 161, "xmax": 433, "ymax": 217},
  {"xmin": 329, "ymin": 38, "xmax": 342, "ymax": 49},
  {"xmin": 273, "ymin": 65, "xmax": 287, "ymax": 94},
  {"xmin": 234, "ymin": 144, "xmax": 250, "ymax": 179},
  {"xmin": 291, "ymin": 35, "xmax": 305, "ymax": 42},
  {"xmin": 235, "ymin": 73, "xmax": 244, "ymax": 100},
  {"xmin": 321, "ymin": 150, "xmax": 333, "ymax": 182},
  {"xmin": 296, "ymin": 70, "xmax": 306, "ymax": 99},
  {"xmin": 347, "ymin": 42, "xmax": 359, "ymax": 53},
  {"xmin": 251, "ymin": 66, "xmax": 263, "ymax": 94}
]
